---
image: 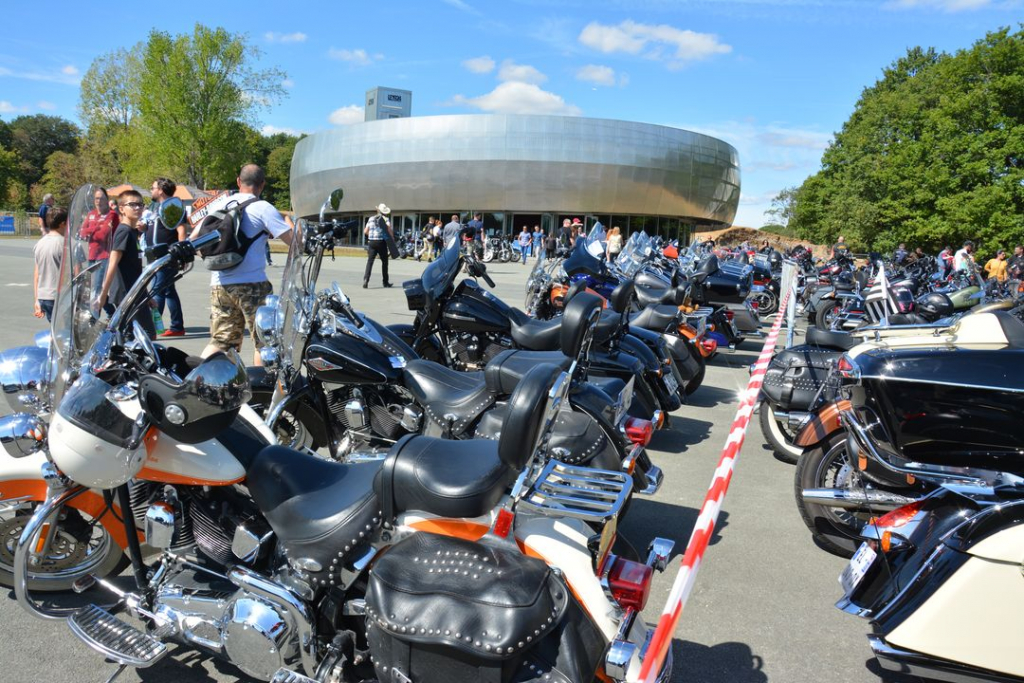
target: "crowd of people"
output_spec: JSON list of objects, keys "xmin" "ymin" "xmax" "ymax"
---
[{"xmin": 31, "ymin": 164, "xmax": 292, "ymax": 366}]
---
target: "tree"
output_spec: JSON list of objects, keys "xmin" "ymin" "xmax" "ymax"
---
[
  {"xmin": 0, "ymin": 145, "xmax": 19, "ymax": 208},
  {"xmin": 763, "ymin": 187, "xmax": 798, "ymax": 228},
  {"xmin": 78, "ymin": 45, "xmax": 145, "ymax": 184},
  {"xmin": 265, "ymin": 137, "xmax": 301, "ymax": 210},
  {"xmin": 8, "ymin": 115, "xmax": 80, "ymax": 190},
  {"xmin": 791, "ymin": 28, "xmax": 1024, "ymax": 253},
  {"xmin": 36, "ymin": 151, "xmax": 88, "ymax": 206},
  {"xmin": 138, "ymin": 24, "xmax": 286, "ymax": 188}
]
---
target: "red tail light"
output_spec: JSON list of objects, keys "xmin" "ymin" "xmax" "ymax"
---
[
  {"xmin": 750, "ymin": 300, "xmax": 760, "ymax": 310},
  {"xmin": 837, "ymin": 354, "xmax": 860, "ymax": 382},
  {"xmin": 607, "ymin": 557, "xmax": 654, "ymax": 611},
  {"xmin": 875, "ymin": 499, "xmax": 926, "ymax": 529},
  {"xmin": 724, "ymin": 310, "xmax": 734, "ymax": 321},
  {"xmin": 700, "ymin": 337, "xmax": 718, "ymax": 355},
  {"xmin": 623, "ymin": 417, "xmax": 653, "ymax": 446}
]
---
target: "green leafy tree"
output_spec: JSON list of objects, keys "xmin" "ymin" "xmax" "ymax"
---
[
  {"xmin": 792, "ymin": 29, "xmax": 1024, "ymax": 253},
  {"xmin": 137, "ymin": 24, "xmax": 286, "ymax": 189},
  {"xmin": 265, "ymin": 137, "xmax": 301, "ymax": 210},
  {"xmin": 764, "ymin": 187, "xmax": 798, "ymax": 228},
  {"xmin": 78, "ymin": 45, "xmax": 145, "ymax": 184},
  {"xmin": 0, "ymin": 145, "xmax": 19, "ymax": 208},
  {"xmin": 8, "ymin": 115, "xmax": 80, "ymax": 194},
  {"xmin": 36, "ymin": 151, "xmax": 88, "ymax": 206}
]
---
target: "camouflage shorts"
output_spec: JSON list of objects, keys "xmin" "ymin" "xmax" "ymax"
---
[{"xmin": 209, "ymin": 281, "xmax": 273, "ymax": 351}]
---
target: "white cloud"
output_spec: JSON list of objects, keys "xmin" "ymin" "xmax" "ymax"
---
[
  {"xmin": 442, "ymin": 0, "xmax": 482, "ymax": 14},
  {"xmin": 0, "ymin": 65, "xmax": 80, "ymax": 86},
  {"xmin": 576, "ymin": 64, "xmax": 616, "ymax": 87},
  {"xmin": 265, "ymin": 31, "xmax": 307, "ymax": 43},
  {"xmin": 758, "ymin": 126, "xmax": 832, "ymax": 150},
  {"xmin": 282, "ymin": 78, "xmax": 295, "ymax": 89},
  {"xmin": 887, "ymin": 0, "xmax": 992, "ymax": 10},
  {"xmin": 0, "ymin": 101, "xmax": 24, "ymax": 114},
  {"xmin": 579, "ymin": 20, "xmax": 731, "ymax": 67},
  {"xmin": 452, "ymin": 81, "xmax": 581, "ymax": 116},
  {"xmin": 463, "ymin": 55, "xmax": 496, "ymax": 74},
  {"xmin": 497, "ymin": 60, "xmax": 547, "ymax": 85},
  {"xmin": 37, "ymin": 101, "xmax": 56, "ymax": 110},
  {"xmin": 328, "ymin": 48, "xmax": 384, "ymax": 66},
  {"xmin": 262, "ymin": 124, "xmax": 304, "ymax": 136},
  {"xmin": 329, "ymin": 104, "xmax": 364, "ymax": 125}
]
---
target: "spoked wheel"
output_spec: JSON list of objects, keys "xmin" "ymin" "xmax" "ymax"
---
[
  {"xmin": 499, "ymin": 250, "xmax": 511, "ymax": 263},
  {"xmin": 794, "ymin": 433, "xmax": 873, "ymax": 558},
  {"xmin": 759, "ymin": 402, "xmax": 803, "ymax": 464},
  {"xmin": 510, "ymin": 250, "xmax": 521, "ymax": 263},
  {"xmin": 0, "ymin": 505, "xmax": 128, "ymax": 591},
  {"xmin": 250, "ymin": 393, "xmax": 315, "ymax": 452}
]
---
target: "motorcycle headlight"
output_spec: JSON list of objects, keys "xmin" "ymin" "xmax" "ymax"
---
[
  {"xmin": 0, "ymin": 345, "xmax": 48, "ymax": 412},
  {"xmin": 254, "ymin": 305, "xmax": 281, "ymax": 346}
]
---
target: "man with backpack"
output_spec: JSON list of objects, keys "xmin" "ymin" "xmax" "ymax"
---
[{"xmin": 196, "ymin": 164, "xmax": 293, "ymax": 366}]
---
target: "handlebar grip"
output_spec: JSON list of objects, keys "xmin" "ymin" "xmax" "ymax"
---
[
  {"xmin": 482, "ymin": 272, "xmax": 496, "ymax": 288},
  {"xmin": 191, "ymin": 232, "xmax": 221, "ymax": 250}
]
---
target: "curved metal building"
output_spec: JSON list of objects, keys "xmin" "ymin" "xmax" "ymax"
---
[{"xmin": 290, "ymin": 114, "xmax": 740, "ymax": 242}]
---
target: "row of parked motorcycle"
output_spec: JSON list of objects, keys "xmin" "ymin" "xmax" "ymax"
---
[
  {"xmin": 758, "ymin": 244, "xmax": 1024, "ymax": 682},
  {"xmin": 0, "ymin": 185, "xmax": 789, "ymax": 683}
]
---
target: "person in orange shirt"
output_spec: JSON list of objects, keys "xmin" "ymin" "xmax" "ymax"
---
[{"xmin": 984, "ymin": 250, "xmax": 1008, "ymax": 282}]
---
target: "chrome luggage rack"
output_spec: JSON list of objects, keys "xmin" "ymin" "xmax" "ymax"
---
[{"xmin": 519, "ymin": 459, "xmax": 632, "ymax": 523}]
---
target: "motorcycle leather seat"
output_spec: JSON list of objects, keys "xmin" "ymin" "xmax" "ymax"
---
[
  {"xmin": 508, "ymin": 308, "xmax": 617, "ymax": 351},
  {"xmin": 805, "ymin": 326, "xmax": 860, "ymax": 351},
  {"xmin": 376, "ymin": 435, "xmax": 513, "ymax": 522},
  {"xmin": 635, "ymin": 283, "xmax": 681, "ymax": 308},
  {"xmin": 834, "ymin": 281, "xmax": 855, "ymax": 291},
  {"xmin": 485, "ymin": 349, "xmax": 572, "ymax": 394},
  {"xmin": 402, "ymin": 360, "xmax": 494, "ymax": 433},
  {"xmin": 629, "ymin": 305, "xmax": 679, "ymax": 333},
  {"xmin": 247, "ymin": 446, "xmax": 382, "ymax": 575}
]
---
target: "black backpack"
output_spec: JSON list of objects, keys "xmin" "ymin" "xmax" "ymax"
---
[{"xmin": 196, "ymin": 197, "xmax": 262, "ymax": 271}]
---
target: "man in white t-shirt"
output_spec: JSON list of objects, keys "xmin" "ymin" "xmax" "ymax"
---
[
  {"xmin": 953, "ymin": 240, "xmax": 974, "ymax": 273},
  {"xmin": 198, "ymin": 164, "xmax": 293, "ymax": 365}
]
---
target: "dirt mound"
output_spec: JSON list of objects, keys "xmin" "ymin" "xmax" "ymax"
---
[{"xmin": 694, "ymin": 226, "xmax": 826, "ymax": 256}]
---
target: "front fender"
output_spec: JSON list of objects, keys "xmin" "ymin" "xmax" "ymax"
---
[
  {"xmin": 794, "ymin": 400, "xmax": 852, "ymax": 448},
  {"xmin": 250, "ymin": 375, "xmax": 331, "ymax": 451}
]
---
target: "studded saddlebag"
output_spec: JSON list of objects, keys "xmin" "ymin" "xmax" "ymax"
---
[
  {"xmin": 761, "ymin": 345, "xmax": 840, "ymax": 412},
  {"xmin": 366, "ymin": 532, "xmax": 585, "ymax": 683}
]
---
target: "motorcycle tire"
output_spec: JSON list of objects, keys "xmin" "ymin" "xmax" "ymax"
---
[
  {"xmin": 500, "ymin": 251, "xmax": 511, "ymax": 263},
  {"xmin": 759, "ymin": 402, "xmax": 803, "ymax": 464},
  {"xmin": 482, "ymin": 251, "xmax": 494, "ymax": 263},
  {"xmin": 511, "ymin": 251, "xmax": 521, "ymax": 263},
  {"xmin": 753, "ymin": 288, "xmax": 778, "ymax": 316},
  {"xmin": 683, "ymin": 350, "xmax": 706, "ymax": 396},
  {"xmin": 814, "ymin": 302, "xmax": 841, "ymax": 331},
  {"xmin": 0, "ymin": 505, "xmax": 129, "ymax": 592},
  {"xmin": 794, "ymin": 432, "xmax": 871, "ymax": 558}
]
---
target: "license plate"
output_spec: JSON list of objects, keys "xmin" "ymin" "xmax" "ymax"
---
[
  {"xmin": 614, "ymin": 377, "xmax": 635, "ymax": 426},
  {"xmin": 839, "ymin": 542, "xmax": 877, "ymax": 595},
  {"xmin": 663, "ymin": 371, "xmax": 679, "ymax": 395}
]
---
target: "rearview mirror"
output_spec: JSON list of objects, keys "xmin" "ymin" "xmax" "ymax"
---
[
  {"xmin": 160, "ymin": 197, "xmax": 185, "ymax": 230},
  {"xmin": 319, "ymin": 188, "xmax": 344, "ymax": 223}
]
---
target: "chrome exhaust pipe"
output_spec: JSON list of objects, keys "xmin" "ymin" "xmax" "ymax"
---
[
  {"xmin": 801, "ymin": 488, "xmax": 918, "ymax": 511},
  {"xmin": 773, "ymin": 410, "xmax": 811, "ymax": 429}
]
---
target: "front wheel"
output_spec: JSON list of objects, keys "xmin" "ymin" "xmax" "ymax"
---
[
  {"xmin": 794, "ymin": 432, "xmax": 871, "ymax": 558},
  {"xmin": 759, "ymin": 402, "xmax": 803, "ymax": 464},
  {"xmin": 250, "ymin": 391, "xmax": 316, "ymax": 451},
  {"xmin": 0, "ymin": 505, "xmax": 129, "ymax": 592},
  {"xmin": 815, "ymin": 301, "xmax": 841, "ymax": 331},
  {"xmin": 510, "ymin": 250, "xmax": 521, "ymax": 263}
]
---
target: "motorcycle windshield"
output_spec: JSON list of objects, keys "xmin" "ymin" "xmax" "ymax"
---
[
  {"xmin": 46, "ymin": 183, "xmax": 115, "ymax": 408},
  {"xmin": 275, "ymin": 218, "xmax": 313, "ymax": 373},
  {"xmin": 616, "ymin": 231, "xmax": 651, "ymax": 278},
  {"xmin": 422, "ymin": 239, "xmax": 460, "ymax": 302}
]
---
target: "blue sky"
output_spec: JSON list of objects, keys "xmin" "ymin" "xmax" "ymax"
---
[{"xmin": 1, "ymin": 0, "xmax": 1018, "ymax": 225}]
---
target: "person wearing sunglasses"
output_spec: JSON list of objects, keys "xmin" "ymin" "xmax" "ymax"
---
[{"xmin": 95, "ymin": 190, "xmax": 156, "ymax": 337}]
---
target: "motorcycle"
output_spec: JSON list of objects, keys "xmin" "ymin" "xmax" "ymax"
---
[
  {"xmin": 792, "ymin": 304, "xmax": 1024, "ymax": 556},
  {"xmin": 388, "ymin": 233, "xmax": 683, "ymax": 418},
  {"xmin": 837, "ymin": 483, "xmax": 1024, "ymax": 682},
  {"xmin": 11, "ymin": 194, "xmax": 675, "ymax": 681},
  {"xmin": 251, "ymin": 193, "xmax": 662, "ymax": 492}
]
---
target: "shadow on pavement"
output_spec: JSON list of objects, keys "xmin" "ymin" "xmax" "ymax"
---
[
  {"xmin": 620, "ymin": 498, "xmax": 729, "ymax": 551},
  {"xmin": 864, "ymin": 656, "xmax": 928, "ymax": 682},
  {"xmin": 652, "ymin": 416, "xmax": 713, "ymax": 452},
  {"xmin": 685, "ymin": 385, "xmax": 741, "ymax": 409},
  {"xmin": 670, "ymin": 639, "xmax": 768, "ymax": 683}
]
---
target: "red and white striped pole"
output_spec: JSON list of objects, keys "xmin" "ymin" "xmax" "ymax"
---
[{"xmin": 639, "ymin": 286, "xmax": 793, "ymax": 682}]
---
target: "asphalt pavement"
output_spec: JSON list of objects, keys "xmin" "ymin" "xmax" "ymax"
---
[{"xmin": 0, "ymin": 238, "xmax": 918, "ymax": 683}]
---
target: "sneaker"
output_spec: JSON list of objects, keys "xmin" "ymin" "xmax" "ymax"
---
[
  {"xmin": 159, "ymin": 329, "xmax": 186, "ymax": 337},
  {"xmin": 363, "ymin": 281, "xmax": 368, "ymax": 289},
  {"xmin": 383, "ymin": 282, "xmax": 394, "ymax": 288}
]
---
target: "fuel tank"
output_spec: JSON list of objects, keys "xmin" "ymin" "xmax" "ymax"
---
[
  {"xmin": 305, "ymin": 328, "xmax": 405, "ymax": 385},
  {"xmin": 442, "ymin": 280, "xmax": 512, "ymax": 334}
]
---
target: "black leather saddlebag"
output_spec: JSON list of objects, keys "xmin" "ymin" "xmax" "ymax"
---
[
  {"xmin": 761, "ymin": 345, "xmax": 840, "ymax": 412},
  {"xmin": 366, "ymin": 532, "xmax": 601, "ymax": 683}
]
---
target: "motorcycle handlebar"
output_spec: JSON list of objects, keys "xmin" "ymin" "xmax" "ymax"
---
[{"xmin": 482, "ymin": 271, "xmax": 496, "ymax": 288}]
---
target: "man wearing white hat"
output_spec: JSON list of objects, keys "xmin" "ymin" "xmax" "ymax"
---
[{"xmin": 363, "ymin": 203, "xmax": 395, "ymax": 288}]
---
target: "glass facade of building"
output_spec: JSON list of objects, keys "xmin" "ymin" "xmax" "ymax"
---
[{"xmin": 290, "ymin": 114, "xmax": 740, "ymax": 245}]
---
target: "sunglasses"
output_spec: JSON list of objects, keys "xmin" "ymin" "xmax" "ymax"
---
[{"xmin": 120, "ymin": 202, "xmax": 144, "ymax": 210}]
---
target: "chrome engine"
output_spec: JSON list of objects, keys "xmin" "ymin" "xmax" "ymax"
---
[
  {"xmin": 151, "ymin": 564, "xmax": 306, "ymax": 681},
  {"xmin": 446, "ymin": 331, "xmax": 512, "ymax": 370}
]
